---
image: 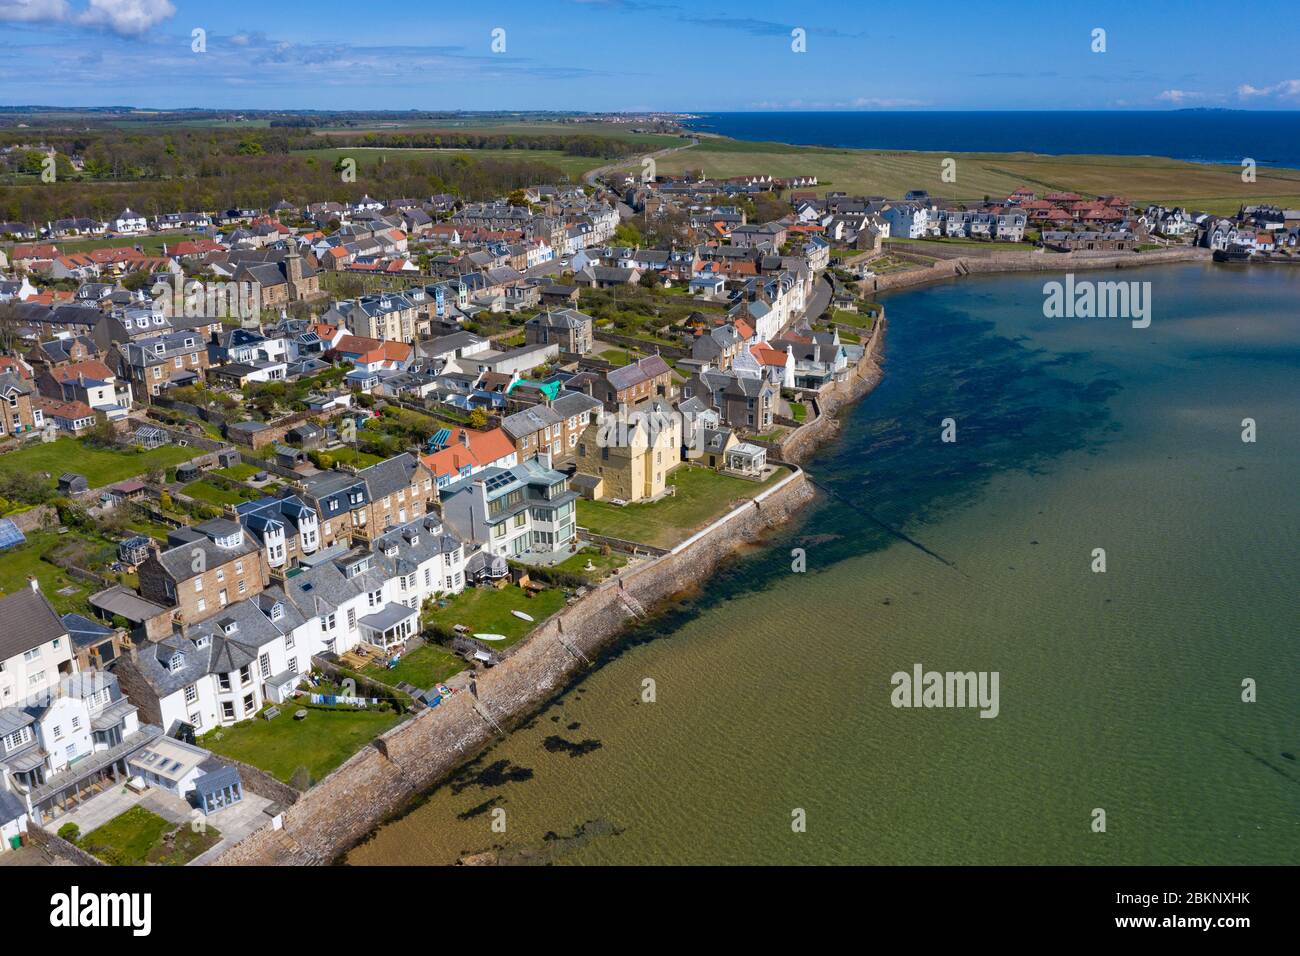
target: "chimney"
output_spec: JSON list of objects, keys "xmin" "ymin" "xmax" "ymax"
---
[
  {"xmin": 28, "ymin": 576, "xmax": 39, "ymax": 592},
  {"xmin": 458, "ymin": 430, "xmax": 470, "ymax": 448}
]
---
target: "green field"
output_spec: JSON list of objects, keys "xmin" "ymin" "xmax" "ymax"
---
[
  {"xmin": 643, "ymin": 137, "xmax": 1300, "ymax": 214},
  {"xmin": 201, "ymin": 703, "xmax": 404, "ymax": 787},
  {"xmin": 27, "ymin": 232, "xmax": 208, "ymax": 255},
  {"xmin": 577, "ymin": 465, "xmax": 788, "ymax": 549},
  {"xmin": 0, "ymin": 438, "xmax": 193, "ymax": 490}
]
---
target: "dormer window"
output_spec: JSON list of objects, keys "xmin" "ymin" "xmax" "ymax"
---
[
  {"xmin": 386, "ymin": 546, "xmax": 398, "ymax": 557},
  {"xmin": 222, "ymin": 620, "xmax": 238, "ymax": 635},
  {"xmin": 167, "ymin": 652, "xmax": 185, "ymax": 672},
  {"xmin": 195, "ymin": 635, "xmax": 210, "ymax": 649}
]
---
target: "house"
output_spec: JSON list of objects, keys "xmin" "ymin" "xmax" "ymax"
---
[
  {"xmin": 357, "ymin": 453, "xmax": 436, "ymax": 537},
  {"xmin": 114, "ymin": 588, "xmax": 308, "ymax": 733},
  {"xmin": 298, "ymin": 469, "xmax": 371, "ymax": 549},
  {"xmin": 525, "ymin": 308, "xmax": 594, "ymax": 355},
  {"xmin": 235, "ymin": 495, "xmax": 321, "ymax": 571},
  {"xmin": 440, "ymin": 455, "xmax": 579, "ymax": 563},
  {"xmin": 116, "ymin": 330, "xmax": 210, "ymax": 396},
  {"xmin": 35, "ymin": 397, "xmax": 97, "ymax": 435},
  {"xmin": 497, "ymin": 388, "xmax": 599, "ymax": 464},
  {"xmin": 35, "ymin": 359, "xmax": 133, "ymax": 418},
  {"xmin": 574, "ymin": 265, "xmax": 642, "ymax": 288},
  {"xmin": 571, "ymin": 354, "xmax": 675, "ymax": 409},
  {"xmin": 0, "ymin": 372, "xmax": 43, "ymax": 440},
  {"xmin": 137, "ymin": 519, "xmax": 268, "ymax": 624},
  {"xmin": 421, "ymin": 427, "xmax": 519, "ymax": 491},
  {"xmin": 0, "ymin": 583, "xmax": 77, "ymax": 706},
  {"xmin": 110, "ymin": 207, "xmax": 147, "ymax": 235},
  {"xmin": 573, "ymin": 399, "xmax": 682, "ymax": 502},
  {"xmin": 1, "ymin": 669, "xmax": 144, "ymax": 824},
  {"xmin": 684, "ymin": 367, "xmax": 778, "ymax": 432}
]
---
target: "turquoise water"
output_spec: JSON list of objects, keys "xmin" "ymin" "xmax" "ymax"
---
[{"xmin": 351, "ymin": 263, "xmax": 1300, "ymax": 865}]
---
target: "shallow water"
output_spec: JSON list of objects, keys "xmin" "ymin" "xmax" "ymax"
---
[{"xmin": 350, "ymin": 263, "xmax": 1300, "ymax": 865}]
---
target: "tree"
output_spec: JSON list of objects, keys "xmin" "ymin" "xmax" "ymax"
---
[{"xmin": 468, "ymin": 408, "xmax": 488, "ymax": 429}]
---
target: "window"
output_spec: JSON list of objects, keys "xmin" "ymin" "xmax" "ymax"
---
[
  {"xmin": 184, "ymin": 684, "xmax": 198, "ymax": 704},
  {"xmin": 194, "ymin": 576, "xmax": 204, "ymax": 593},
  {"xmin": 218, "ymin": 673, "xmax": 231, "ymax": 692},
  {"xmin": 71, "ymin": 715, "xmax": 81, "ymax": 730},
  {"xmin": 3, "ymin": 727, "xmax": 32, "ymax": 752},
  {"xmin": 28, "ymin": 670, "xmax": 45, "ymax": 687},
  {"xmin": 23, "ymin": 647, "xmax": 40, "ymax": 663},
  {"xmin": 222, "ymin": 701, "xmax": 235, "ymax": 720},
  {"xmin": 259, "ymin": 653, "xmax": 271, "ymax": 679},
  {"xmin": 196, "ymin": 597, "xmax": 206, "ymax": 613},
  {"xmin": 216, "ymin": 568, "xmax": 225, "ymax": 582},
  {"xmin": 52, "ymin": 724, "xmax": 63, "ymax": 741},
  {"xmin": 235, "ymin": 560, "xmax": 243, "ymax": 574},
  {"xmin": 321, "ymin": 612, "xmax": 335, "ymax": 631},
  {"xmin": 347, "ymin": 608, "xmax": 357, "ymax": 630},
  {"xmin": 219, "ymin": 589, "xmax": 228, "ymax": 607},
  {"xmin": 239, "ymin": 665, "xmax": 251, "ymax": 685}
]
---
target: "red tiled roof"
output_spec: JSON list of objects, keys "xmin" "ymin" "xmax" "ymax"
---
[{"xmin": 420, "ymin": 427, "xmax": 516, "ymax": 478}]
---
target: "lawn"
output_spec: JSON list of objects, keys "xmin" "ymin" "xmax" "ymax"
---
[
  {"xmin": 200, "ymin": 703, "xmax": 404, "ymax": 788},
  {"xmin": 545, "ymin": 545, "xmax": 628, "ymax": 582},
  {"xmin": 79, "ymin": 805, "xmax": 220, "ymax": 866},
  {"xmin": 181, "ymin": 479, "xmax": 245, "ymax": 506},
  {"xmin": 212, "ymin": 463, "xmax": 260, "ymax": 481},
  {"xmin": 0, "ymin": 438, "xmax": 193, "ymax": 490},
  {"xmin": 789, "ymin": 402, "xmax": 808, "ymax": 423},
  {"xmin": 362, "ymin": 642, "xmax": 466, "ymax": 690},
  {"xmin": 423, "ymin": 583, "xmax": 567, "ymax": 648},
  {"xmin": 0, "ymin": 529, "xmax": 112, "ymax": 612},
  {"xmin": 829, "ymin": 309, "xmax": 874, "ymax": 330},
  {"xmin": 324, "ymin": 446, "xmax": 384, "ymax": 468},
  {"xmin": 577, "ymin": 465, "xmax": 788, "ymax": 548}
]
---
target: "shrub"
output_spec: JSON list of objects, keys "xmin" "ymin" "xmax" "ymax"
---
[{"xmin": 57, "ymin": 822, "xmax": 81, "ymax": 843}]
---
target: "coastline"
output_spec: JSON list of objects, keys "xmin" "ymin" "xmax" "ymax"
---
[
  {"xmin": 210, "ymin": 320, "xmax": 887, "ymax": 866},
  {"xmin": 860, "ymin": 245, "xmax": 1212, "ymax": 297}
]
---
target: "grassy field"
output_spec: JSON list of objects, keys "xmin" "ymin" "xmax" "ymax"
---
[
  {"xmin": 577, "ymin": 465, "xmax": 788, "ymax": 549},
  {"xmin": 0, "ymin": 438, "xmax": 193, "ymax": 489},
  {"xmin": 79, "ymin": 806, "xmax": 220, "ymax": 866},
  {"xmin": 644, "ymin": 138, "xmax": 1300, "ymax": 214},
  {"xmin": 362, "ymin": 642, "xmax": 466, "ymax": 690},
  {"xmin": 293, "ymin": 146, "xmax": 606, "ymax": 181},
  {"xmin": 25, "ymin": 232, "xmax": 209, "ymax": 254},
  {"xmin": 424, "ymin": 583, "xmax": 567, "ymax": 648},
  {"xmin": 201, "ymin": 704, "xmax": 404, "ymax": 787},
  {"xmin": 545, "ymin": 545, "xmax": 628, "ymax": 581}
]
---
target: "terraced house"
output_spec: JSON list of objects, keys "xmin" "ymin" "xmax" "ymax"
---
[
  {"xmin": 440, "ymin": 456, "xmax": 578, "ymax": 562},
  {"xmin": 322, "ymin": 291, "xmax": 419, "ymax": 342},
  {"xmin": 0, "ymin": 372, "xmax": 42, "ymax": 439},
  {"xmin": 357, "ymin": 453, "xmax": 436, "ymax": 538},
  {"xmin": 137, "ymin": 519, "xmax": 268, "ymax": 624},
  {"xmin": 115, "ymin": 330, "xmax": 210, "ymax": 396}
]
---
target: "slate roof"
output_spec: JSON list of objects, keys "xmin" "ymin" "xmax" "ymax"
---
[
  {"xmin": 358, "ymin": 453, "xmax": 423, "ymax": 499},
  {"xmin": 0, "ymin": 587, "xmax": 67, "ymax": 662}
]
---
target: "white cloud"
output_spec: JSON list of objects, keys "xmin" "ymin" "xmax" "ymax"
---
[
  {"xmin": 1157, "ymin": 89, "xmax": 1203, "ymax": 105},
  {"xmin": 0, "ymin": 0, "xmax": 71, "ymax": 24},
  {"xmin": 0, "ymin": 0, "xmax": 174, "ymax": 34},
  {"xmin": 77, "ymin": 0, "xmax": 175, "ymax": 36},
  {"xmin": 1237, "ymin": 79, "xmax": 1300, "ymax": 99}
]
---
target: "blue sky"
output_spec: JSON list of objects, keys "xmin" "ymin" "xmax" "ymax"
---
[{"xmin": 1, "ymin": 0, "xmax": 1298, "ymax": 111}]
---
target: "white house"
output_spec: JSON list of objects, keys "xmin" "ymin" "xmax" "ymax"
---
[{"xmin": 111, "ymin": 207, "xmax": 148, "ymax": 235}]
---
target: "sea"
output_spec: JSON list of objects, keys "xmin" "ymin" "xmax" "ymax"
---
[
  {"xmin": 350, "ymin": 262, "xmax": 1300, "ymax": 865},
  {"xmin": 681, "ymin": 110, "xmax": 1300, "ymax": 168}
]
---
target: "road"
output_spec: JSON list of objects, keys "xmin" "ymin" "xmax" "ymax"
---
[{"xmin": 582, "ymin": 138, "xmax": 699, "ymax": 191}]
